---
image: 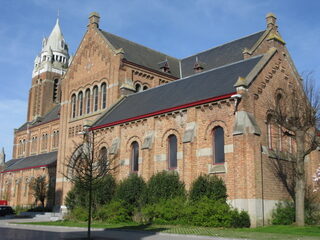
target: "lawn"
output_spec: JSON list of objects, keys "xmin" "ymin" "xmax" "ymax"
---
[{"xmin": 17, "ymin": 221, "xmax": 320, "ymax": 240}]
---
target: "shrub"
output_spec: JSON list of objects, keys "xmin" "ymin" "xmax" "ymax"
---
[
  {"xmin": 69, "ymin": 206, "xmax": 88, "ymax": 221},
  {"xmin": 184, "ymin": 197, "xmax": 233, "ymax": 227},
  {"xmin": 230, "ymin": 209, "xmax": 251, "ymax": 228},
  {"xmin": 115, "ymin": 173, "xmax": 146, "ymax": 209},
  {"xmin": 94, "ymin": 174, "xmax": 116, "ymax": 206},
  {"xmin": 189, "ymin": 174, "xmax": 227, "ymax": 202},
  {"xmin": 145, "ymin": 171, "xmax": 186, "ymax": 204},
  {"xmin": 271, "ymin": 202, "xmax": 295, "ymax": 225},
  {"xmin": 65, "ymin": 174, "xmax": 116, "ymax": 210},
  {"xmin": 141, "ymin": 197, "xmax": 187, "ymax": 224},
  {"xmin": 95, "ymin": 200, "xmax": 131, "ymax": 223}
]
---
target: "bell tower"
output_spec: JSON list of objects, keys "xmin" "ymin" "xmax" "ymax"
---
[{"xmin": 27, "ymin": 18, "xmax": 70, "ymax": 122}]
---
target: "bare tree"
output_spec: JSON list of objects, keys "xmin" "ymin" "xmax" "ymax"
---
[
  {"xmin": 64, "ymin": 128, "xmax": 117, "ymax": 240},
  {"xmin": 267, "ymin": 73, "xmax": 320, "ymax": 226},
  {"xmin": 30, "ymin": 176, "xmax": 47, "ymax": 208}
]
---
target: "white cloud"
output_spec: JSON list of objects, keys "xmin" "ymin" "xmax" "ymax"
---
[{"xmin": 0, "ymin": 99, "xmax": 27, "ymax": 160}]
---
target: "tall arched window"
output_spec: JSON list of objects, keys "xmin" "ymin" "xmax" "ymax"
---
[
  {"xmin": 71, "ymin": 94, "xmax": 76, "ymax": 118},
  {"xmin": 78, "ymin": 91, "xmax": 83, "ymax": 116},
  {"xmin": 168, "ymin": 134, "xmax": 177, "ymax": 169},
  {"xmin": 131, "ymin": 141, "xmax": 139, "ymax": 172},
  {"xmin": 93, "ymin": 86, "xmax": 99, "ymax": 112},
  {"xmin": 85, "ymin": 89, "xmax": 91, "ymax": 114},
  {"xmin": 101, "ymin": 83, "xmax": 107, "ymax": 109},
  {"xmin": 212, "ymin": 127, "xmax": 225, "ymax": 163},
  {"xmin": 100, "ymin": 147, "xmax": 108, "ymax": 162},
  {"xmin": 22, "ymin": 139, "xmax": 26, "ymax": 154}
]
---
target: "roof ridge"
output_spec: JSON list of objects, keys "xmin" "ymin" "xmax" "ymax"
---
[
  {"xmin": 181, "ymin": 30, "xmax": 265, "ymax": 60},
  {"xmin": 101, "ymin": 30, "xmax": 179, "ymax": 61},
  {"xmin": 127, "ymin": 54, "xmax": 264, "ymax": 98}
]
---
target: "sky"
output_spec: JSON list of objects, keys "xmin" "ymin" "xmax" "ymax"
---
[{"xmin": 0, "ymin": 0, "xmax": 320, "ymax": 160}]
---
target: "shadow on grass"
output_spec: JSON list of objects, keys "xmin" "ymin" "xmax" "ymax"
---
[{"xmin": 103, "ymin": 223, "xmax": 168, "ymax": 232}]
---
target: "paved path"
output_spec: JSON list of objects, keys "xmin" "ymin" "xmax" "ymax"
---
[{"xmin": 0, "ymin": 218, "xmax": 246, "ymax": 240}]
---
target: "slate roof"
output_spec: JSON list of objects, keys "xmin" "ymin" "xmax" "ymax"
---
[
  {"xmin": 2, "ymin": 151, "xmax": 57, "ymax": 172},
  {"xmin": 180, "ymin": 31, "xmax": 266, "ymax": 78},
  {"xmin": 101, "ymin": 31, "xmax": 181, "ymax": 78},
  {"xmin": 101, "ymin": 30, "xmax": 265, "ymax": 79},
  {"xmin": 17, "ymin": 105, "xmax": 60, "ymax": 132},
  {"xmin": 93, "ymin": 55, "xmax": 263, "ymax": 129}
]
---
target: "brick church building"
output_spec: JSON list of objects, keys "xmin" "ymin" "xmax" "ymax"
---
[{"xmin": 0, "ymin": 12, "xmax": 319, "ymax": 226}]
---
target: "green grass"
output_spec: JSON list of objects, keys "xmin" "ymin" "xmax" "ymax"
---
[{"xmin": 16, "ymin": 221, "xmax": 320, "ymax": 240}]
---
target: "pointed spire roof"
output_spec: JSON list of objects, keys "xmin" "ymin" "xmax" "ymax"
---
[{"xmin": 43, "ymin": 18, "xmax": 68, "ymax": 54}]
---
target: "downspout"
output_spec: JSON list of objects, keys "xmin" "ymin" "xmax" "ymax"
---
[{"xmin": 260, "ymin": 144, "xmax": 265, "ymax": 226}]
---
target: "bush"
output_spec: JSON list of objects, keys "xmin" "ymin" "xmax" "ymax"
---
[
  {"xmin": 230, "ymin": 209, "xmax": 251, "ymax": 228},
  {"xmin": 145, "ymin": 171, "xmax": 186, "ymax": 204},
  {"xmin": 141, "ymin": 197, "xmax": 250, "ymax": 228},
  {"xmin": 189, "ymin": 174, "xmax": 227, "ymax": 202},
  {"xmin": 94, "ymin": 174, "xmax": 116, "ymax": 206},
  {"xmin": 69, "ymin": 206, "xmax": 88, "ymax": 221},
  {"xmin": 271, "ymin": 202, "xmax": 295, "ymax": 225},
  {"xmin": 95, "ymin": 200, "xmax": 131, "ymax": 223},
  {"xmin": 65, "ymin": 174, "xmax": 116, "ymax": 210},
  {"xmin": 141, "ymin": 197, "xmax": 187, "ymax": 224},
  {"xmin": 115, "ymin": 173, "xmax": 146, "ymax": 209},
  {"xmin": 184, "ymin": 197, "xmax": 235, "ymax": 227}
]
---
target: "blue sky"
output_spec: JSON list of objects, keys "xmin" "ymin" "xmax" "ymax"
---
[{"xmin": 1, "ymin": 0, "xmax": 320, "ymax": 160}]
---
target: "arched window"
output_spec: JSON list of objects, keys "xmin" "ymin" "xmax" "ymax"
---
[
  {"xmin": 85, "ymin": 89, "xmax": 91, "ymax": 114},
  {"xmin": 168, "ymin": 134, "xmax": 177, "ymax": 169},
  {"xmin": 212, "ymin": 127, "xmax": 225, "ymax": 164},
  {"xmin": 100, "ymin": 147, "xmax": 108, "ymax": 162},
  {"xmin": 22, "ymin": 139, "xmax": 26, "ymax": 154},
  {"xmin": 53, "ymin": 79, "xmax": 59, "ymax": 102},
  {"xmin": 93, "ymin": 86, "xmax": 99, "ymax": 112},
  {"xmin": 71, "ymin": 94, "xmax": 76, "ymax": 118},
  {"xmin": 78, "ymin": 91, "xmax": 83, "ymax": 116},
  {"xmin": 131, "ymin": 141, "xmax": 139, "ymax": 172},
  {"xmin": 143, "ymin": 86, "xmax": 148, "ymax": 91},
  {"xmin": 135, "ymin": 83, "xmax": 141, "ymax": 92},
  {"xmin": 101, "ymin": 83, "xmax": 107, "ymax": 109}
]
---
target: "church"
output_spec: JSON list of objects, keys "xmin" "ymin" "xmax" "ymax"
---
[{"xmin": 0, "ymin": 12, "xmax": 319, "ymax": 227}]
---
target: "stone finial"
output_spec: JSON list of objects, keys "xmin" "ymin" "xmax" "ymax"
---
[
  {"xmin": 88, "ymin": 12, "xmax": 100, "ymax": 28},
  {"xmin": 266, "ymin": 12, "xmax": 277, "ymax": 29}
]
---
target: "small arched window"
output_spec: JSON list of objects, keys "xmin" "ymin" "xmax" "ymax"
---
[
  {"xmin": 168, "ymin": 134, "xmax": 177, "ymax": 169},
  {"xmin": 93, "ymin": 86, "xmax": 99, "ymax": 112},
  {"xmin": 143, "ymin": 86, "xmax": 148, "ymax": 91},
  {"xmin": 212, "ymin": 127, "xmax": 225, "ymax": 164},
  {"xmin": 101, "ymin": 83, "xmax": 107, "ymax": 109},
  {"xmin": 135, "ymin": 83, "xmax": 141, "ymax": 93},
  {"xmin": 78, "ymin": 91, "xmax": 83, "ymax": 116},
  {"xmin": 71, "ymin": 94, "xmax": 76, "ymax": 118},
  {"xmin": 85, "ymin": 89, "xmax": 91, "ymax": 114},
  {"xmin": 131, "ymin": 141, "xmax": 139, "ymax": 172}
]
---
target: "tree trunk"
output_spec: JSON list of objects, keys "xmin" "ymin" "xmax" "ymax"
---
[
  {"xmin": 295, "ymin": 131, "xmax": 305, "ymax": 226},
  {"xmin": 88, "ymin": 181, "xmax": 92, "ymax": 240}
]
